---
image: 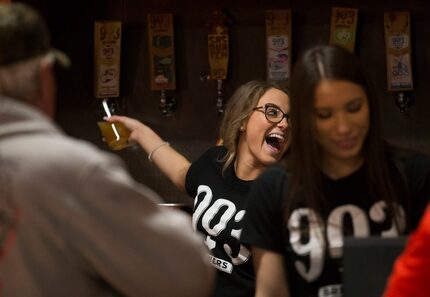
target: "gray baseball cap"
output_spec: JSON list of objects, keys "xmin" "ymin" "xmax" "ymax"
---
[{"xmin": 0, "ymin": 2, "xmax": 70, "ymax": 67}]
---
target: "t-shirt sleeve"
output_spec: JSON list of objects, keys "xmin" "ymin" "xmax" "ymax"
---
[
  {"xmin": 241, "ymin": 166, "xmax": 288, "ymax": 253},
  {"xmin": 185, "ymin": 146, "xmax": 224, "ymax": 197},
  {"xmin": 185, "ymin": 157, "xmax": 199, "ymax": 197}
]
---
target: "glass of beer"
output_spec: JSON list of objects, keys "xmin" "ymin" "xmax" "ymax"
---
[
  {"xmin": 96, "ymin": 98, "xmax": 132, "ymax": 151},
  {"xmin": 97, "ymin": 121, "xmax": 131, "ymax": 151}
]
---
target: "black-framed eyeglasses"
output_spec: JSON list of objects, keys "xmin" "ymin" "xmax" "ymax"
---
[{"xmin": 253, "ymin": 104, "xmax": 291, "ymax": 125}]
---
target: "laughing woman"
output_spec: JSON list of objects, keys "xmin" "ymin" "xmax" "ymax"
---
[
  {"xmin": 107, "ymin": 80, "xmax": 291, "ymax": 297},
  {"xmin": 241, "ymin": 46, "xmax": 430, "ymax": 297}
]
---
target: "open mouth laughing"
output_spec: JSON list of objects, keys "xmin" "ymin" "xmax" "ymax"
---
[{"xmin": 265, "ymin": 132, "xmax": 287, "ymax": 153}]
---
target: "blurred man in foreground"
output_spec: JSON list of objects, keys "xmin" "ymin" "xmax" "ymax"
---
[{"xmin": 0, "ymin": 3, "xmax": 213, "ymax": 297}]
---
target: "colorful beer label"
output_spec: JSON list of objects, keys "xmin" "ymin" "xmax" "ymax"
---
[
  {"xmin": 329, "ymin": 7, "xmax": 358, "ymax": 53},
  {"xmin": 266, "ymin": 10, "xmax": 292, "ymax": 87},
  {"xmin": 384, "ymin": 12, "xmax": 413, "ymax": 91},
  {"xmin": 94, "ymin": 21, "xmax": 122, "ymax": 98},
  {"xmin": 148, "ymin": 14, "xmax": 176, "ymax": 90},
  {"xmin": 208, "ymin": 10, "xmax": 229, "ymax": 80}
]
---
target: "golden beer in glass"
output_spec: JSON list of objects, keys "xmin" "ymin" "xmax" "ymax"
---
[{"xmin": 97, "ymin": 121, "xmax": 131, "ymax": 151}]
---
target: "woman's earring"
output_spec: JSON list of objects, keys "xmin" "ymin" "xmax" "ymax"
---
[{"xmin": 240, "ymin": 126, "xmax": 245, "ymax": 132}]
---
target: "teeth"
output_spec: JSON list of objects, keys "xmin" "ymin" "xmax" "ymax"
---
[{"xmin": 266, "ymin": 133, "xmax": 285, "ymax": 142}]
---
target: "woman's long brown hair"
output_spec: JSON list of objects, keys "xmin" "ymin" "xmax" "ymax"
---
[{"xmin": 286, "ymin": 45, "xmax": 402, "ymax": 230}]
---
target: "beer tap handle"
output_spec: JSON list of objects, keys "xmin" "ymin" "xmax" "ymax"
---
[
  {"xmin": 216, "ymin": 79, "xmax": 224, "ymax": 114},
  {"xmin": 159, "ymin": 89, "xmax": 177, "ymax": 117}
]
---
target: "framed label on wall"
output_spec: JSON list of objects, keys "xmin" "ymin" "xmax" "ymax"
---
[
  {"xmin": 147, "ymin": 14, "xmax": 176, "ymax": 91},
  {"xmin": 94, "ymin": 21, "xmax": 122, "ymax": 98},
  {"xmin": 329, "ymin": 7, "xmax": 358, "ymax": 53},
  {"xmin": 266, "ymin": 9, "xmax": 292, "ymax": 88},
  {"xmin": 384, "ymin": 12, "xmax": 413, "ymax": 92}
]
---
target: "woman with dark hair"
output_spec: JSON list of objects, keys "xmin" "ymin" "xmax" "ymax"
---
[
  {"xmin": 241, "ymin": 45, "xmax": 430, "ymax": 296},
  {"xmin": 106, "ymin": 80, "xmax": 291, "ymax": 297}
]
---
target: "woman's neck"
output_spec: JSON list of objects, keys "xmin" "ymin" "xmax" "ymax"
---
[
  {"xmin": 234, "ymin": 157, "xmax": 265, "ymax": 181},
  {"xmin": 322, "ymin": 155, "xmax": 364, "ymax": 180}
]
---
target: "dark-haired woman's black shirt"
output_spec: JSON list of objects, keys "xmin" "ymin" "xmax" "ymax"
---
[{"xmin": 241, "ymin": 152, "xmax": 430, "ymax": 297}]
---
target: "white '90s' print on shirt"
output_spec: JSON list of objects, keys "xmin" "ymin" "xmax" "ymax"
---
[
  {"xmin": 193, "ymin": 185, "xmax": 251, "ymax": 273},
  {"xmin": 288, "ymin": 201, "xmax": 406, "ymax": 282}
]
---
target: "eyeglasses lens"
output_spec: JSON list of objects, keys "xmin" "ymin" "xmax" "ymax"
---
[{"xmin": 265, "ymin": 106, "xmax": 282, "ymax": 123}]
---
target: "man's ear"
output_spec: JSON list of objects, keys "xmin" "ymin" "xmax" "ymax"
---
[{"xmin": 36, "ymin": 57, "xmax": 56, "ymax": 118}]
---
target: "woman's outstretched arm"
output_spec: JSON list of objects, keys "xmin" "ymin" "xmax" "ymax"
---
[{"xmin": 106, "ymin": 115, "xmax": 191, "ymax": 191}]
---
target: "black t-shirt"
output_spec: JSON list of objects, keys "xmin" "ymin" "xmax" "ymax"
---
[
  {"xmin": 186, "ymin": 146, "xmax": 255, "ymax": 297},
  {"xmin": 241, "ymin": 152, "xmax": 430, "ymax": 297}
]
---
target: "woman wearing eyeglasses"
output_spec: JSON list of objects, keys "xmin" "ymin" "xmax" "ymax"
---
[
  {"xmin": 241, "ymin": 46, "xmax": 430, "ymax": 297},
  {"xmin": 106, "ymin": 80, "xmax": 291, "ymax": 297}
]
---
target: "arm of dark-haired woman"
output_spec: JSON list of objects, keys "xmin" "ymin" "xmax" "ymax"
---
[{"xmin": 253, "ymin": 246, "xmax": 290, "ymax": 297}]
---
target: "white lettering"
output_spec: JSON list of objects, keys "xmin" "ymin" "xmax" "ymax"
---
[
  {"xmin": 369, "ymin": 201, "xmax": 406, "ymax": 237},
  {"xmin": 327, "ymin": 205, "xmax": 369, "ymax": 258},
  {"xmin": 202, "ymin": 199, "xmax": 235, "ymax": 236},
  {"xmin": 288, "ymin": 201, "xmax": 407, "ymax": 282},
  {"xmin": 192, "ymin": 186, "xmax": 250, "ymax": 266},
  {"xmin": 209, "ymin": 255, "xmax": 233, "ymax": 273},
  {"xmin": 288, "ymin": 208, "xmax": 325, "ymax": 282},
  {"xmin": 192, "ymin": 185, "xmax": 212, "ymax": 231},
  {"xmin": 318, "ymin": 284, "xmax": 343, "ymax": 297}
]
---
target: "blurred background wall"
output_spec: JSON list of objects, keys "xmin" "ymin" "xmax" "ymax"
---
[{"xmin": 22, "ymin": 0, "xmax": 430, "ymax": 204}]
